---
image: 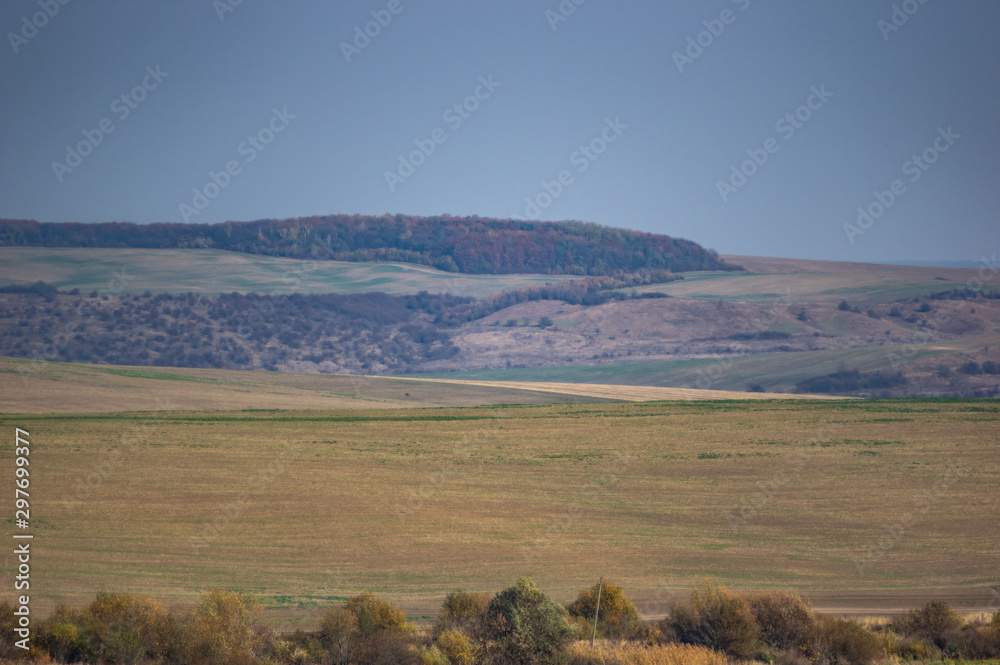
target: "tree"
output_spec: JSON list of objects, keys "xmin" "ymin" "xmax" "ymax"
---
[
  {"xmin": 483, "ymin": 577, "xmax": 575, "ymax": 664},
  {"xmin": 567, "ymin": 580, "xmax": 641, "ymax": 639}
]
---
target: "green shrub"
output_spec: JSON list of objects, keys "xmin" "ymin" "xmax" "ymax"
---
[
  {"xmin": 482, "ymin": 577, "xmax": 575, "ymax": 665},
  {"xmin": 436, "ymin": 628, "xmax": 480, "ymax": 665},
  {"xmin": 346, "ymin": 592, "xmax": 411, "ymax": 637},
  {"xmin": 894, "ymin": 600, "xmax": 963, "ymax": 650},
  {"xmin": 36, "ymin": 603, "xmax": 95, "ymax": 663},
  {"xmin": 749, "ymin": 591, "xmax": 817, "ymax": 652},
  {"xmin": 893, "ymin": 635, "xmax": 935, "ymax": 661},
  {"xmin": 813, "ymin": 616, "xmax": 883, "ymax": 665},
  {"xmin": 420, "ymin": 644, "xmax": 451, "ymax": 665},
  {"xmin": 566, "ymin": 580, "xmax": 641, "ymax": 639},
  {"xmin": 666, "ymin": 580, "xmax": 760, "ymax": 660}
]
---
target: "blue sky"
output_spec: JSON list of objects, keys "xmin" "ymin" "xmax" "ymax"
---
[{"xmin": 1, "ymin": 1, "xmax": 997, "ymax": 263}]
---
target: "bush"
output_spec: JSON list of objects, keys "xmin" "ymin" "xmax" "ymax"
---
[
  {"xmin": 351, "ymin": 629, "xmax": 419, "ymax": 665},
  {"xmin": 83, "ymin": 592, "xmax": 170, "ymax": 664},
  {"xmin": 185, "ymin": 590, "xmax": 270, "ymax": 665},
  {"xmin": 567, "ymin": 640, "xmax": 735, "ymax": 665},
  {"xmin": 420, "ymin": 644, "xmax": 451, "ymax": 665},
  {"xmin": 436, "ymin": 627, "xmax": 481, "ymax": 665},
  {"xmin": 435, "ymin": 590, "xmax": 491, "ymax": 638},
  {"xmin": 482, "ymin": 577, "xmax": 576, "ymax": 665},
  {"xmin": 665, "ymin": 580, "xmax": 759, "ymax": 660},
  {"xmin": 567, "ymin": 580, "xmax": 641, "ymax": 639},
  {"xmin": 813, "ymin": 616, "xmax": 883, "ymax": 665},
  {"xmin": 318, "ymin": 607, "xmax": 359, "ymax": 664},
  {"xmin": 316, "ymin": 593, "xmax": 417, "ymax": 665},
  {"xmin": 749, "ymin": 591, "xmax": 816, "ymax": 652},
  {"xmin": 346, "ymin": 592, "xmax": 412, "ymax": 637},
  {"xmin": 962, "ymin": 620, "xmax": 1000, "ymax": 659},
  {"xmin": 894, "ymin": 600, "xmax": 963, "ymax": 650},
  {"xmin": 960, "ymin": 361, "xmax": 983, "ymax": 375},
  {"xmin": 36, "ymin": 603, "xmax": 93, "ymax": 662}
]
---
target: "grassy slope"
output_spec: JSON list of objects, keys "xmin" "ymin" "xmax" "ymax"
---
[
  {"xmin": 2, "ymin": 248, "xmax": 986, "ymax": 304},
  {"xmin": 3, "ymin": 400, "xmax": 996, "ymax": 625},
  {"xmin": 0, "ymin": 247, "xmax": 577, "ymax": 298},
  {"xmin": 407, "ymin": 345, "xmax": 949, "ymax": 392},
  {"xmin": 639, "ymin": 255, "xmax": 991, "ymax": 305}
]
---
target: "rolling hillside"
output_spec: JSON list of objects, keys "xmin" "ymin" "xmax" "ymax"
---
[
  {"xmin": 0, "ymin": 247, "xmax": 577, "ymax": 298},
  {"xmin": 1, "ymin": 245, "xmax": 998, "ymax": 397},
  {"xmin": 643, "ymin": 255, "xmax": 999, "ymax": 305}
]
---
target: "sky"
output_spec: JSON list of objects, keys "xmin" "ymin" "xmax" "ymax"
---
[{"xmin": 1, "ymin": 1, "xmax": 998, "ymax": 263}]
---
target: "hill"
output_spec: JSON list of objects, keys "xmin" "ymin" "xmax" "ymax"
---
[
  {"xmin": 1, "ymin": 247, "xmax": 998, "ymax": 396},
  {"xmin": 637, "ymin": 255, "xmax": 998, "ymax": 305},
  {"xmin": 0, "ymin": 215, "xmax": 734, "ymax": 275}
]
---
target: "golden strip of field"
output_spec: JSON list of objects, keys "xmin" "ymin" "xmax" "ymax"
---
[
  {"xmin": 386, "ymin": 377, "xmax": 843, "ymax": 401},
  {"xmin": 0, "ymin": 358, "xmax": 838, "ymax": 414}
]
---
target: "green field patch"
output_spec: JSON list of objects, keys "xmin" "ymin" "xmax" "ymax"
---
[{"xmin": 94, "ymin": 367, "xmax": 220, "ymax": 383}]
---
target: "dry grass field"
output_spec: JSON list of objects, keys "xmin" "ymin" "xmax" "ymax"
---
[
  {"xmin": 2, "ymin": 398, "xmax": 997, "ymax": 628},
  {"xmin": 0, "ymin": 357, "xmax": 618, "ymax": 412},
  {"xmin": 0, "ymin": 357, "xmax": 840, "ymax": 413}
]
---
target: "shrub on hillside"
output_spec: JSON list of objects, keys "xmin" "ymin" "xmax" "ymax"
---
[
  {"xmin": 482, "ymin": 577, "xmax": 576, "ymax": 664},
  {"xmin": 961, "ymin": 618, "xmax": 1000, "ymax": 659},
  {"xmin": 419, "ymin": 644, "xmax": 450, "ymax": 665},
  {"xmin": 184, "ymin": 590, "xmax": 271, "ymax": 665},
  {"xmin": 893, "ymin": 600, "xmax": 963, "ymax": 650},
  {"xmin": 749, "ymin": 591, "xmax": 817, "ymax": 652},
  {"xmin": 665, "ymin": 580, "xmax": 759, "ymax": 660},
  {"xmin": 435, "ymin": 627, "xmax": 481, "ymax": 665},
  {"xmin": 812, "ymin": 616, "xmax": 883, "ymax": 665},
  {"xmin": 36, "ymin": 603, "xmax": 93, "ymax": 663},
  {"xmin": 346, "ymin": 592, "xmax": 411, "ymax": 637},
  {"xmin": 567, "ymin": 580, "xmax": 641, "ymax": 639},
  {"xmin": 83, "ymin": 592, "xmax": 172, "ymax": 664},
  {"xmin": 314, "ymin": 592, "xmax": 419, "ymax": 665},
  {"xmin": 434, "ymin": 590, "xmax": 492, "ymax": 638},
  {"xmin": 318, "ymin": 607, "xmax": 360, "ymax": 664}
]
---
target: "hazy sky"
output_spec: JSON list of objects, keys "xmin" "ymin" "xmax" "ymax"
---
[{"xmin": 1, "ymin": 1, "xmax": 997, "ymax": 263}]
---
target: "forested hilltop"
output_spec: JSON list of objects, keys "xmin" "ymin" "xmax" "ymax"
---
[{"xmin": 0, "ymin": 215, "xmax": 735, "ymax": 275}]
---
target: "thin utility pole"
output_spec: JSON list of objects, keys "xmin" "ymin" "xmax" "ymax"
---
[{"xmin": 590, "ymin": 577, "xmax": 603, "ymax": 647}]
